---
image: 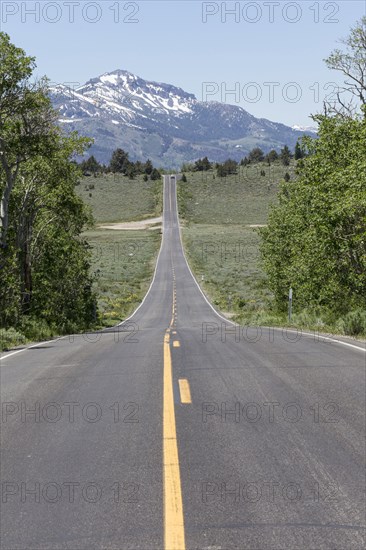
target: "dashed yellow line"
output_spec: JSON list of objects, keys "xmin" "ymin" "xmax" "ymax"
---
[
  {"xmin": 173, "ymin": 341, "xmax": 180, "ymax": 348},
  {"xmin": 163, "ymin": 331, "xmax": 186, "ymax": 550},
  {"xmin": 163, "ymin": 247, "xmax": 185, "ymax": 547},
  {"xmin": 178, "ymin": 379, "xmax": 192, "ymax": 404}
]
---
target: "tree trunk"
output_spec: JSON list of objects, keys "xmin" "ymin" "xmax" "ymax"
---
[
  {"xmin": 0, "ymin": 156, "xmax": 17, "ymax": 248},
  {"xmin": 0, "ymin": 178, "xmax": 13, "ymax": 247},
  {"xmin": 22, "ymin": 218, "xmax": 33, "ymax": 313}
]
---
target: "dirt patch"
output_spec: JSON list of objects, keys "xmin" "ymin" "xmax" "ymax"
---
[
  {"xmin": 247, "ymin": 224, "xmax": 267, "ymax": 228},
  {"xmin": 98, "ymin": 217, "xmax": 162, "ymax": 231},
  {"xmin": 220, "ymin": 311, "xmax": 237, "ymax": 319}
]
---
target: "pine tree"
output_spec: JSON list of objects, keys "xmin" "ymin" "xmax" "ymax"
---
[
  {"xmin": 150, "ymin": 168, "xmax": 161, "ymax": 180},
  {"xmin": 80, "ymin": 155, "xmax": 101, "ymax": 175},
  {"xmin": 265, "ymin": 150, "xmax": 279, "ymax": 164},
  {"xmin": 294, "ymin": 141, "xmax": 303, "ymax": 160},
  {"xmin": 109, "ymin": 148, "xmax": 129, "ymax": 173},
  {"xmin": 280, "ymin": 145, "xmax": 291, "ymax": 166},
  {"xmin": 248, "ymin": 147, "xmax": 264, "ymax": 163},
  {"xmin": 194, "ymin": 157, "xmax": 212, "ymax": 171},
  {"xmin": 144, "ymin": 159, "xmax": 153, "ymax": 175}
]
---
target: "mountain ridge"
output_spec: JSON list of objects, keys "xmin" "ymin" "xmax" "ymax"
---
[{"xmin": 50, "ymin": 69, "xmax": 316, "ymax": 168}]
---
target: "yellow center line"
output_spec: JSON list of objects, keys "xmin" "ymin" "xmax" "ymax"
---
[
  {"xmin": 163, "ymin": 332, "xmax": 186, "ymax": 550},
  {"xmin": 178, "ymin": 379, "xmax": 192, "ymax": 404},
  {"xmin": 173, "ymin": 341, "xmax": 180, "ymax": 348},
  {"xmin": 171, "ymin": 279, "xmax": 177, "ymax": 326},
  {"xmin": 163, "ymin": 186, "xmax": 185, "ymax": 547}
]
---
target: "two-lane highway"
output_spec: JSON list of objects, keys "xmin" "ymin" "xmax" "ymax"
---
[{"xmin": 1, "ymin": 175, "xmax": 365, "ymax": 549}]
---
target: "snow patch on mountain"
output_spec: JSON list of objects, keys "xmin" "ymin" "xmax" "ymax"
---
[
  {"xmin": 49, "ymin": 68, "xmax": 315, "ymax": 166},
  {"xmin": 51, "ymin": 69, "xmax": 196, "ymax": 123},
  {"xmin": 292, "ymin": 124, "xmax": 317, "ymax": 133}
]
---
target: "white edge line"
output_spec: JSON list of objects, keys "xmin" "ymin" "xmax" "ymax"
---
[
  {"xmin": 174, "ymin": 176, "xmax": 236, "ymax": 327},
  {"xmin": 271, "ymin": 328, "xmax": 366, "ymax": 353},
  {"xmin": 174, "ymin": 176, "xmax": 366, "ymax": 355},
  {"xmin": 117, "ymin": 176, "xmax": 166, "ymax": 326},
  {"xmin": 1, "ymin": 336, "xmax": 67, "ymax": 361}
]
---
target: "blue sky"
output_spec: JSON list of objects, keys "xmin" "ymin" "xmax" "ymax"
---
[{"xmin": 1, "ymin": 1, "xmax": 365, "ymax": 126}]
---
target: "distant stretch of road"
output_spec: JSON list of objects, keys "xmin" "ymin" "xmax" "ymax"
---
[{"xmin": 1, "ymin": 175, "xmax": 365, "ymax": 549}]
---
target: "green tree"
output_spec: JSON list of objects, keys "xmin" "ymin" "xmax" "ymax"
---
[
  {"xmin": 280, "ymin": 145, "xmax": 291, "ymax": 166},
  {"xmin": 240, "ymin": 156, "xmax": 249, "ymax": 166},
  {"xmin": 217, "ymin": 159, "xmax": 238, "ymax": 177},
  {"xmin": 248, "ymin": 147, "xmax": 264, "ymax": 163},
  {"xmin": 134, "ymin": 160, "xmax": 143, "ymax": 174},
  {"xmin": 125, "ymin": 161, "xmax": 137, "ymax": 179},
  {"xmin": 194, "ymin": 157, "xmax": 212, "ymax": 171},
  {"xmin": 0, "ymin": 34, "xmax": 96, "ymax": 332},
  {"xmin": 109, "ymin": 148, "xmax": 129, "ymax": 173},
  {"xmin": 324, "ymin": 16, "xmax": 366, "ymax": 117},
  {"xmin": 294, "ymin": 141, "xmax": 303, "ymax": 160},
  {"xmin": 265, "ymin": 150, "xmax": 279, "ymax": 164},
  {"xmin": 144, "ymin": 159, "xmax": 153, "ymax": 175},
  {"xmin": 150, "ymin": 168, "xmax": 161, "ymax": 180},
  {"xmin": 260, "ymin": 110, "xmax": 366, "ymax": 314},
  {"xmin": 0, "ymin": 129, "xmax": 95, "ymax": 329},
  {"xmin": 80, "ymin": 155, "xmax": 101, "ymax": 175},
  {"xmin": 0, "ymin": 32, "xmax": 57, "ymax": 247}
]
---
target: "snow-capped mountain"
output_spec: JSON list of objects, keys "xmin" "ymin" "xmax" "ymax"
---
[
  {"xmin": 50, "ymin": 70, "xmax": 317, "ymax": 167},
  {"xmin": 292, "ymin": 124, "xmax": 318, "ymax": 133}
]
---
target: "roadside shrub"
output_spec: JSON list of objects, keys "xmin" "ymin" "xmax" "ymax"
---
[
  {"xmin": 292, "ymin": 308, "xmax": 327, "ymax": 328},
  {"xmin": 339, "ymin": 309, "xmax": 366, "ymax": 336},
  {"xmin": 18, "ymin": 317, "xmax": 57, "ymax": 341},
  {"xmin": 0, "ymin": 328, "xmax": 27, "ymax": 351}
]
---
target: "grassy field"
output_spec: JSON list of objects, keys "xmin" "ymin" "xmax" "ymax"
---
[
  {"xmin": 178, "ymin": 161, "xmax": 294, "ymax": 224},
  {"xmin": 81, "ymin": 173, "xmax": 162, "ymax": 327},
  {"xmin": 178, "ymin": 162, "xmax": 298, "ymax": 324},
  {"xmin": 182, "ymin": 224, "xmax": 270, "ymax": 315},
  {"xmin": 76, "ymin": 173, "xmax": 162, "ymax": 223},
  {"xmin": 86, "ymin": 229, "xmax": 160, "ymax": 326}
]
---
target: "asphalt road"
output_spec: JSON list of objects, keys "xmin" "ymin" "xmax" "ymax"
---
[{"xmin": 1, "ymin": 175, "xmax": 365, "ymax": 550}]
